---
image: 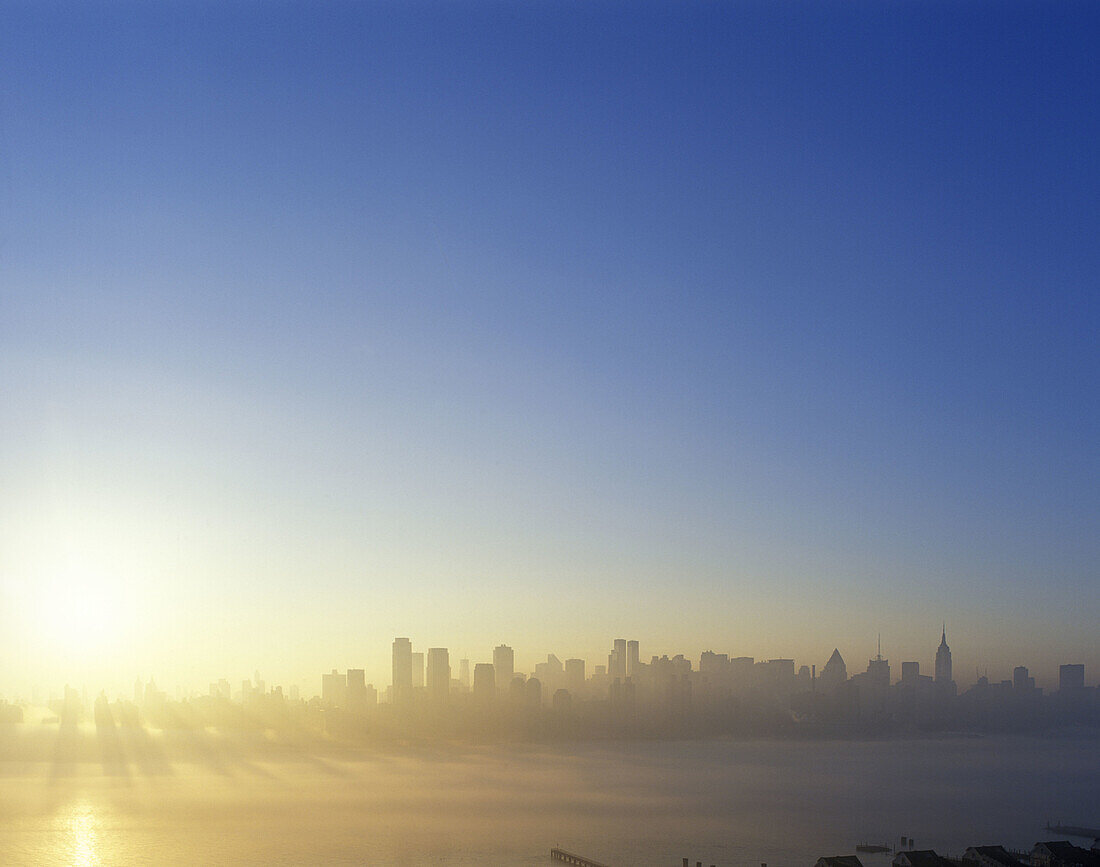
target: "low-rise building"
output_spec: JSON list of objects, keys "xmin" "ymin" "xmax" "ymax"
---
[
  {"xmin": 816, "ymin": 856, "xmax": 864, "ymax": 867},
  {"xmin": 964, "ymin": 845, "xmax": 1028, "ymax": 867},
  {"xmin": 894, "ymin": 850, "xmax": 957, "ymax": 867},
  {"xmin": 1031, "ymin": 842, "xmax": 1100, "ymax": 867}
]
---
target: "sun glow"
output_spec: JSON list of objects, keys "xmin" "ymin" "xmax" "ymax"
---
[{"xmin": 36, "ymin": 566, "xmax": 134, "ymax": 654}]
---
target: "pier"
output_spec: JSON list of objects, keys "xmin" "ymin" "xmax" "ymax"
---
[
  {"xmin": 550, "ymin": 847, "xmax": 612, "ymax": 867},
  {"xmin": 1044, "ymin": 824, "xmax": 1100, "ymax": 839}
]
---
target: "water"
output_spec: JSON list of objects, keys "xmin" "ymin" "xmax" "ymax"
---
[{"xmin": 0, "ymin": 734, "xmax": 1096, "ymax": 865}]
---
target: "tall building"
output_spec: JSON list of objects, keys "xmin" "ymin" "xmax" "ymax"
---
[
  {"xmin": 322, "ymin": 669, "xmax": 347, "ymax": 707},
  {"xmin": 757, "ymin": 658, "xmax": 797, "ymax": 693},
  {"xmin": 473, "ymin": 663, "xmax": 495, "ymax": 705},
  {"xmin": 700, "ymin": 651, "xmax": 729, "ymax": 674},
  {"xmin": 565, "ymin": 658, "xmax": 586, "ymax": 695},
  {"xmin": 627, "ymin": 640, "xmax": 640, "ymax": 678},
  {"xmin": 412, "ymin": 652, "xmax": 425, "ymax": 689},
  {"xmin": 935, "ymin": 625, "xmax": 953, "ymax": 684},
  {"xmin": 730, "ymin": 656, "xmax": 755, "ymax": 694},
  {"xmin": 610, "ymin": 638, "xmax": 627, "ymax": 680},
  {"xmin": 392, "ymin": 637, "xmax": 412, "ymax": 706},
  {"xmin": 525, "ymin": 676, "xmax": 542, "ymax": 708},
  {"xmin": 426, "ymin": 648, "xmax": 450, "ymax": 705},
  {"xmin": 1059, "ymin": 664, "xmax": 1085, "ymax": 691},
  {"xmin": 901, "ymin": 661, "xmax": 920, "ymax": 684},
  {"xmin": 346, "ymin": 668, "xmax": 367, "ymax": 711},
  {"xmin": 493, "ymin": 644, "xmax": 514, "ymax": 691},
  {"xmin": 459, "ymin": 658, "xmax": 470, "ymax": 690},
  {"xmin": 866, "ymin": 638, "xmax": 890, "ymax": 689},
  {"xmin": 819, "ymin": 649, "xmax": 847, "ymax": 692},
  {"xmin": 535, "ymin": 654, "xmax": 564, "ymax": 693}
]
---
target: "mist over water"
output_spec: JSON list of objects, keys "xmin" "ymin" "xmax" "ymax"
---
[{"xmin": 1, "ymin": 736, "xmax": 1096, "ymax": 866}]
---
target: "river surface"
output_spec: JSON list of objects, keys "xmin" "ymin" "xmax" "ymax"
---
[{"xmin": 0, "ymin": 734, "xmax": 1097, "ymax": 865}]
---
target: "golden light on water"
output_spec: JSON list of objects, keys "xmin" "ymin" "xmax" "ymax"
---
[{"xmin": 66, "ymin": 802, "xmax": 99, "ymax": 867}]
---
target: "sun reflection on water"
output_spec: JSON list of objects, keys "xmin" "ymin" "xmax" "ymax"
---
[{"xmin": 66, "ymin": 802, "xmax": 99, "ymax": 867}]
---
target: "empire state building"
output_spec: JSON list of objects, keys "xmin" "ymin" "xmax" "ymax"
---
[{"xmin": 935, "ymin": 625, "xmax": 953, "ymax": 684}]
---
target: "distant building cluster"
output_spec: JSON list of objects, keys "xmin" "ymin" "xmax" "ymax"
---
[
  {"xmin": 295, "ymin": 627, "xmax": 1097, "ymax": 739},
  {"xmin": 10, "ymin": 627, "xmax": 1097, "ymax": 741}
]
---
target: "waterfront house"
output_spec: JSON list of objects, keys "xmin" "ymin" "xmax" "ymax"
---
[
  {"xmin": 1031, "ymin": 842, "xmax": 1100, "ymax": 867},
  {"xmin": 964, "ymin": 846, "xmax": 1028, "ymax": 867},
  {"xmin": 894, "ymin": 850, "xmax": 957, "ymax": 867},
  {"xmin": 816, "ymin": 856, "xmax": 864, "ymax": 867}
]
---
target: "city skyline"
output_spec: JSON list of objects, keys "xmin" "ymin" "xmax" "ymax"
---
[
  {"xmin": 6, "ymin": 625, "xmax": 1094, "ymax": 703},
  {"xmin": 9, "ymin": 624, "xmax": 1095, "ymax": 749}
]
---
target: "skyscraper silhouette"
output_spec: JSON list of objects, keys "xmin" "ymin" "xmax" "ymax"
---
[
  {"xmin": 473, "ymin": 663, "xmax": 495, "ymax": 706},
  {"xmin": 610, "ymin": 638, "xmax": 627, "ymax": 679},
  {"xmin": 1059, "ymin": 664, "xmax": 1085, "ymax": 691},
  {"xmin": 427, "ymin": 647, "xmax": 450, "ymax": 705},
  {"xmin": 819, "ymin": 648, "xmax": 847, "ymax": 692},
  {"xmin": 935, "ymin": 625, "xmax": 953, "ymax": 684},
  {"xmin": 565, "ymin": 658, "xmax": 585, "ymax": 695},
  {"xmin": 494, "ymin": 644, "xmax": 514, "ymax": 692},
  {"xmin": 392, "ymin": 637, "xmax": 412, "ymax": 706},
  {"xmin": 322, "ymin": 669, "xmax": 347, "ymax": 707}
]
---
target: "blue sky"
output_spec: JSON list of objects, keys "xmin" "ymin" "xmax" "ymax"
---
[{"xmin": 1, "ymin": 1, "xmax": 1098, "ymax": 692}]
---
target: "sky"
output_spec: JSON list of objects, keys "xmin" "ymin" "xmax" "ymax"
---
[{"xmin": 1, "ymin": 1, "xmax": 1098, "ymax": 697}]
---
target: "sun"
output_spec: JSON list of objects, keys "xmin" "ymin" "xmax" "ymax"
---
[{"xmin": 37, "ymin": 566, "xmax": 132, "ymax": 653}]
